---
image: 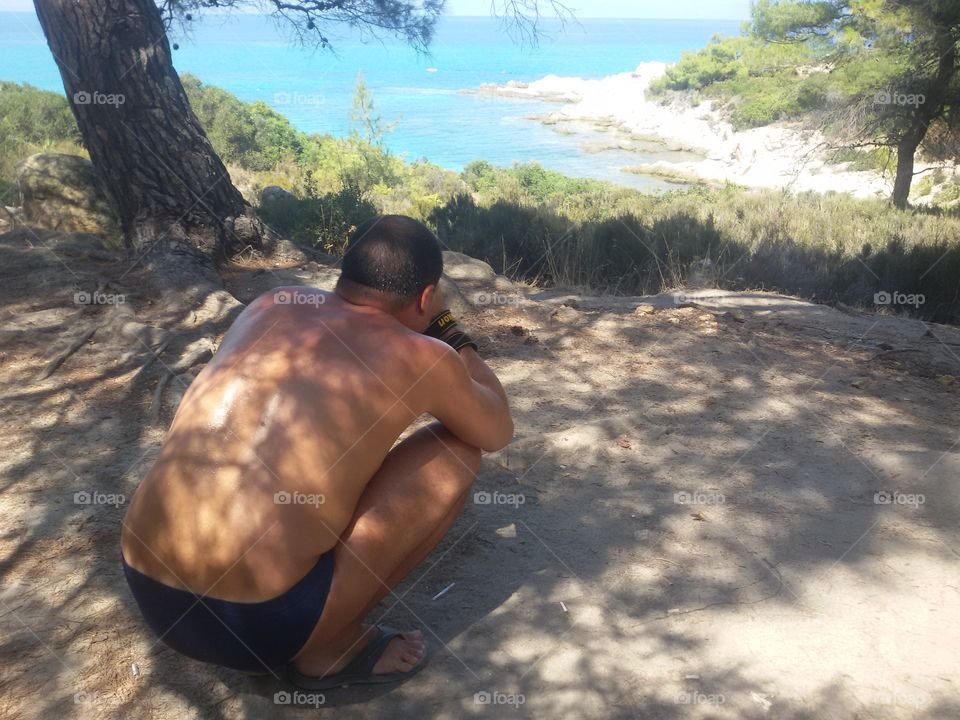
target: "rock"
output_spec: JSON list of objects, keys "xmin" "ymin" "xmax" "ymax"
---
[
  {"xmin": 438, "ymin": 275, "xmax": 472, "ymax": 318},
  {"xmin": 937, "ymin": 375, "xmax": 956, "ymax": 386},
  {"xmin": 442, "ymin": 251, "xmax": 497, "ymax": 281},
  {"xmin": 163, "ymin": 370, "xmax": 199, "ymax": 417},
  {"xmin": 46, "ymin": 232, "xmax": 118, "ymax": 261},
  {"xmin": 259, "ymin": 185, "xmax": 296, "ymax": 205},
  {"xmin": 493, "ymin": 275, "xmax": 518, "ymax": 292},
  {"xmin": 550, "ymin": 305, "xmax": 581, "ymax": 323},
  {"xmin": 16, "ymin": 154, "xmax": 120, "ymax": 245},
  {"xmin": 635, "ymin": 303, "xmax": 656, "ymax": 316},
  {"xmin": 851, "ymin": 377, "xmax": 872, "ymax": 390},
  {"xmin": 0, "ymin": 206, "xmax": 20, "ymax": 233}
]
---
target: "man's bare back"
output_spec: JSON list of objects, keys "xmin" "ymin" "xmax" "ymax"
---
[
  {"xmin": 123, "ymin": 287, "xmax": 452, "ymax": 598},
  {"xmin": 120, "ymin": 215, "xmax": 512, "ymax": 685}
]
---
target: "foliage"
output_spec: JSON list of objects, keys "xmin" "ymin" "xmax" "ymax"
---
[
  {"xmin": 433, "ymin": 172, "xmax": 960, "ymax": 323},
  {"xmin": 650, "ymin": 1, "xmax": 960, "ymax": 163},
  {"xmin": 0, "ymin": 81, "xmax": 81, "ymax": 148},
  {"xmin": 181, "ymin": 75, "xmax": 305, "ymax": 171},
  {"xmin": 649, "ymin": 33, "xmax": 829, "ymax": 127},
  {"xmin": 0, "ymin": 81, "xmax": 85, "ymax": 200},
  {"xmin": 3, "ymin": 78, "xmax": 959, "ymax": 323},
  {"xmin": 159, "ymin": 0, "xmax": 444, "ymax": 51},
  {"xmin": 342, "ymin": 71, "xmax": 399, "ymax": 192},
  {"xmin": 829, "ymin": 146, "xmax": 896, "ymax": 172},
  {"xmin": 257, "ymin": 175, "xmax": 378, "ymax": 253}
]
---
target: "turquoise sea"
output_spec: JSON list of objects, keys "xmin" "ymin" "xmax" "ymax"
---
[{"xmin": 0, "ymin": 13, "xmax": 740, "ymax": 189}]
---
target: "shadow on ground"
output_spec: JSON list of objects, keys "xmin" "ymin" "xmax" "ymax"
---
[{"xmin": 0, "ymin": 227, "xmax": 958, "ymax": 719}]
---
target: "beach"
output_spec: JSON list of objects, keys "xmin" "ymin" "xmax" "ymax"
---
[{"xmin": 466, "ymin": 62, "xmax": 900, "ymax": 197}]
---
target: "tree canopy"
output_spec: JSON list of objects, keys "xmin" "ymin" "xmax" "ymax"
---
[
  {"xmin": 157, "ymin": 0, "xmax": 574, "ymax": 48},
  {"xmin": 652, "ymin": 0, "xmax": 959, "ymax": 205}
]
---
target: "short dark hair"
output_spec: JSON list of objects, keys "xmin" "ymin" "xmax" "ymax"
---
[{"xmin": 339, "ymin": 215, "xmax": 443, "ymax": 301}]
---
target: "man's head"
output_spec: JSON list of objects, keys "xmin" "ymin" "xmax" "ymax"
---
[{"xmin": 336, "ymin": 215, "xmax": 444, "ymax": 330}]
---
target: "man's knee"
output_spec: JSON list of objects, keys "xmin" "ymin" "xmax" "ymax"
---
[
  {"xmin": 425, "ymin": 423, "xmax": 482, "ymax": 481},
  {"xmin": 453, "ymin": 440, "xmax": 482, "ymax": 478}
]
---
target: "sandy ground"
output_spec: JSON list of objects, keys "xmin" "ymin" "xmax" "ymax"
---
[
  {"xmin": 465, "ymin": 63, "xmax": 915, "ymax": 198},
  {"xmin": 1, "ymin": 230, "xmax": 959, "ymax": 720}
]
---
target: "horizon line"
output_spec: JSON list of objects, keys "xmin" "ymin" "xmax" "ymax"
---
[{"xmin": 0, "ymin": 9, "xmax": 743, "ymax": 21}]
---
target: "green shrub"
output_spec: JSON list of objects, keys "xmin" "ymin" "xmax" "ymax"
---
[
  {"xmin": 830, "ymin": 147, "xmax": 896, "ymax": 173},
  {"xmin": 258, "ymin": 176, "xmax": 378, "ymax": 252},
  {"xmin": 4, "ymin": 77, "xmax": 959, "ymax": 325},
  {"xmin": 0, "ymin": 82, "xmax": 81, "ymax": 148},
  {"xmin": 430, "ymin": 182, "xmax": 960, "ymax": 324},
  {"xmin": 938, "ymin": 182, "xmax": 960, "ymax": 204},
  {"xmin": 651, "ymin": 36, "xmax": 750, "ymax": 92},
  {"xmin": 181, "ymin": 75, "xmax": 306, "ymax": 171}
]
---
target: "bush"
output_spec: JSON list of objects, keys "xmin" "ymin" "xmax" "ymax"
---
[
  {"xmin": 258, "ymin": 177, "xmax": 378, "ymax": 252},
  {"xmin": 0, "ymin": 82, "xmax": 81, "ymax": 148},
  {"xmin": 4, "ymin": 77, "xmax": 959, "ymax": 324},
  {"xmin": 181, "ymin": 75, "xmax": 305, "ymax": 171},
  {"xmin": 431, "ymin": 181, "xmax": 960, "ymax": 324}
]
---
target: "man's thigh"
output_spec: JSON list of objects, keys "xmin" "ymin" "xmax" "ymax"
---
[{"xmin": 298, "ymin": 423, "xmax": 480, "ymax": 646}]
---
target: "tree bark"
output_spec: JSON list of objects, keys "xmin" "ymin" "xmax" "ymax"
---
[
  {"xmin": 890, "ymin": 30, "xmax": 958, "ymax": 210},
  {"xmin": 32, "ymin": 0, "xmax": 303, "ymax": 286},
  {"xmin": 893, "ymin": 130, "xmax": 922, "ymax": 210}
]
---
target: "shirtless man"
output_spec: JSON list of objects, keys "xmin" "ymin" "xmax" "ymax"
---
[{"xmin": 120, "ymin": 215, "xmax": 513, "ymax": 689}]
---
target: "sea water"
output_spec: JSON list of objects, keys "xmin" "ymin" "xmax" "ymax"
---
[{"xmin": 0, "ymin": 13, "xmax": 740, "ymax": 190}]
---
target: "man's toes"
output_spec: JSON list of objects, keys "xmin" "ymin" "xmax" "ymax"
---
[{"xmin": 405, "ymin": 640, "xmax": 423, "ymax": 654}]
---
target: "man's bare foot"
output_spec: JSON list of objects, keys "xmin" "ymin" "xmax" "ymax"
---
[{"xmin": 292, "ymin": 624, "xmax": 424, "ymax": 678}]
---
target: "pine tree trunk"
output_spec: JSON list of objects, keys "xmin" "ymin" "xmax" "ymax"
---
[
  {"xmin": 892, "ymin": 132, "xmax": 921, "ymax": 210},
  {"xmin": 32, "ymin": 0, "xmax": 303, "ymax": 287},
  {"xmin": 890, "ymin": 30, "xmax": 958, "ymax": 211}
]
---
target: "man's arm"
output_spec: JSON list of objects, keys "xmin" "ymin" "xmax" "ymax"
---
[{"xmin": 424, "ymin": 344, "xmax": 513, "ymax": 453}]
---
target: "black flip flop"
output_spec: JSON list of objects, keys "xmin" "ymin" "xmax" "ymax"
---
[{"xmin": 286, "ymin": 625, "xmax": 428, "ymax": 691}]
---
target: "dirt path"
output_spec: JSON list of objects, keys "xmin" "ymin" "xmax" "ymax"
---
[{"xmin": 1, "ymin": 232, "xmax": 958, "ymax": 719}]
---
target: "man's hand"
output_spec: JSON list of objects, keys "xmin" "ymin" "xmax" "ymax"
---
[{"xmin": 423, "ymin": 309, "xmax": 479, "ymax": 353}]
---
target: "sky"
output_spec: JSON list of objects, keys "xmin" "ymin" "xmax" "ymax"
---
[
  {"xmin": 0, "ymin": 0, "xmax": 753, "ymax": 20},
  {"xmin": 447, "ymin": 0, "xmax": 752, "ymax": 20}
]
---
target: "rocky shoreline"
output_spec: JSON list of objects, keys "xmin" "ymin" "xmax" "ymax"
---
[{"xmin": 461, "ymin": 63, "xmax": 897, "ymax": 197}]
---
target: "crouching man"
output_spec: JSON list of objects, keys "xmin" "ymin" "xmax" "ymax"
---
[{"xmin": 120, "ymin": 215, "xmax": 512, "ymax": 689}]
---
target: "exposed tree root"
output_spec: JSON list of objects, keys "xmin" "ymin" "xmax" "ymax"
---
[
  {"xmin": 36, "ymin": 326, "xmax": 98, "ymax": 381},
  {"xmin": 147, "ymin": 337, "xmax": 217, "ymax": 423}
]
